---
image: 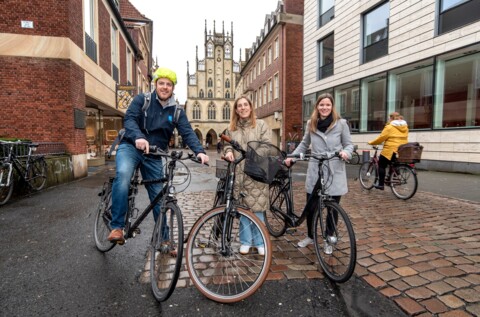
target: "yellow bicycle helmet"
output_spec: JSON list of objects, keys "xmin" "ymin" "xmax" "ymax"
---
[{"xmin": 152, "ymin": 67, "xmax": 177, "ymax": 85}]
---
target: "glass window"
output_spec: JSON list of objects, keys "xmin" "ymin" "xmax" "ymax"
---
[
  {"xmin": 363, "ymin": 2, "xmax": 389, "ymax": 63},
  {"xmin": 434, "ymin": 51, "xmax": 480, "ymax": 128},
  {"xmin": 263, "ymin": 84, "xmax": 267, "ymax": 105},
  {"xmin": 268, "ymin": 79, "xmax": 273, "ymax": 102},
  {"xmin": 274, "ymin": 73, "xmax": 279, "ymax": 99},
  {"xmin": 208, "ymin": 103, "xmax": 216, "ymax": 120},
  {"xmin": 360, "ymin": 73, "xmax": 387, "ymax": 131},
  {"xmin": 438, "ymin": 0, "xmax": 480, "ymax": 34},
  {"xmin": 274, "ymin": 37, "xmax": 279, "ymax": 59},
  {"xmin": 319, "ymin": 0, "xmax": 335, "ymax": 27},
  {"xmin": 223, "ymin": 104, "xmax": 231, "ymax": 120},
  {"xmin": 207, "ymin": 43, "xmax": 213, "ymax": 57},
  {"xmin": 111, "ymin": 22, "xmax": 119, "ymax": 83},
  {"xmin": 318, "ymin": 33, "xmax": 334, "ymax": 80},
  {"xmin": 334, "ymin": 82, "xmax": 361, "ymax": 132},
  {"xmin": 126, "ymin": 48, "xmax": 132, "ymax": 85},
  {"xmin": 388, "ymin": 60, "xmax": 434, "ymax": 129}
]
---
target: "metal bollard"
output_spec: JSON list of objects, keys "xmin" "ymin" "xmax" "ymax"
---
[{"xmin": 362, "ymin": 150, "xmax": 370, "ymax": 163}]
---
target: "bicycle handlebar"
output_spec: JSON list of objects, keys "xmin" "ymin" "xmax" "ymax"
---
[
  {"xmin": 148, "ymin": 146, "xmax": 209, "ymax": 166},
  {"xmin": 287, "ymin": 151, "xmax": 341, "ymax": 162},
  {"xmin": 220, "ymin": 134, "xmax": 246, "ymax": 165}
]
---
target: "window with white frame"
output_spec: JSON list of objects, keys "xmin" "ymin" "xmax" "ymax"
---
[
  {"xmin": 274, "ymin": 73, "xmax": 279, "ymax": 99},
  {"xmin": 126, "ymin": 48, "xmax": 132, "ymax": 85},
  {"xmin": 274, "ymin": 37, "xmax": 279, "ymax": 59},
  {"xmin": 111, "ymin": 22, "xmax": 119, "ymax": 83},
  {"xmin": 84, "ymin": 0, "xmax": 97, "ymax": 62}
]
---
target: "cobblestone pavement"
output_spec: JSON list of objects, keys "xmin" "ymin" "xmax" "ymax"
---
[{"xmin": 137, "ymin": 178, "xmax": 480, "ymax": 317}]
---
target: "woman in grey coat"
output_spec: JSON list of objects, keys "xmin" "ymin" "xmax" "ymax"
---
[{"xmin": 285, "ymin": 93, "xmax": 353, "ymax": 253}]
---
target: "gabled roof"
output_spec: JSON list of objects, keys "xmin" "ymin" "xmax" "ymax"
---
[{"xmin": 119, "ymin": 0, "xmax": 152, "ymax": 23}]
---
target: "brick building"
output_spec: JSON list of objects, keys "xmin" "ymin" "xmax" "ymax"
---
[
  {"xmin": 0, "ymin": 0, "xmax": 152, "ymax": 178},
  {"xmin": 237, "ymin": 0, "xmax": 304, "ymax": 151}
]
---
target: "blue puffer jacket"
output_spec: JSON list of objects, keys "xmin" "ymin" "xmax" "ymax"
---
[{"xmin": 122, "ymin": 91, "xmax": 205, "ymax": 155}]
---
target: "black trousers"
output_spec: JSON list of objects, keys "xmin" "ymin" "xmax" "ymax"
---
[
  {"xmin": 378, "ymin": 153, "xmax": 397, "ymax": 186},
  {"xmin": 305, "ymin": 194, "xmax": 341, "ymax": 239}
]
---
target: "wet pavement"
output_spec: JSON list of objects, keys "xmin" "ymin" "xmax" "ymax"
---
[{"xmin": 93, "ymin": 150, "xmax": 480, "ymax": 316}]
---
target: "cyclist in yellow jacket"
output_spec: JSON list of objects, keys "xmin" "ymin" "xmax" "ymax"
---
[{"xmin": 368, "ymin": 113, "xmax": 408, "ymax": 190}]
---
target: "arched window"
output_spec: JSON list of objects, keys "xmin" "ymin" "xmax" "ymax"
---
[
  {"xmin": 225, "ymin": 90, "xmax": 230, "ymax": 99},
  {"xmin": 208, "ymin": 103, "xmax": 216, "ymax": 120},
  {"xmin": 223, "ymin": 104, "xmax": 230, "ymax": 120},
  {"xmin": 193, "ymin": 104, "xmax": 201, "ymax": 120},
  {"xmin": 208, "ymin": 90, "xmax": 213, "ymax": 98},
  {"xmin": 225, "ymin": 79, "xmax": 230, "ymax": 88},
  {"xmin": 207, "ymin": 43, "xmax": 213, "ymax": 58},
  {"xmin": 199, "ymin": 89, "xmax": 204, "ymax": 98},
  {"xmin": 208, "ymin": 78, "xmax": 213, "ymax": 87}
]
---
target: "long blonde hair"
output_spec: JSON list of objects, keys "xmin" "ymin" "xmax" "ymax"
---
[
  {"xmin": 308, "ymin": 93, "xmax": 341, "ymax": 133},
  {"xmin": 229, "ymin": 96, "xmax": 257, "ymax": 131}
]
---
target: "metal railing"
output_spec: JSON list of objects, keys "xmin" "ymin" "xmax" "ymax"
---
[{"xmin": 1, "ymin": 142, "xmax": 66, "ymax": 159}]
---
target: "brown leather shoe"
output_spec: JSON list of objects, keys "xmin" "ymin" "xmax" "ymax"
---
[{"xmin": 108, "ymin": 229, "xmax": 125, "ymax": 244}]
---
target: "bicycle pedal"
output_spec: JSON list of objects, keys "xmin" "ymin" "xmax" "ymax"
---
[{"xmin": 286, "ymin": 228, "xmax": 297, "ymax": 235}]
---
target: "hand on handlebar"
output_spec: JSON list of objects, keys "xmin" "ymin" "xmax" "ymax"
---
[
  {"xmin": 197, "ymin": 153, "xmax": 209, "ymax": 165},
  {"xmin": 338, "ymin": 150, "xmax": 349, "ymax": 161},
  {"xmin": 135, "ymin": 138, "xmax": 150, "ymax": 154},
  {"xmin": 224, "ymin": 151, "xmax": 234, "ymax": 162}
]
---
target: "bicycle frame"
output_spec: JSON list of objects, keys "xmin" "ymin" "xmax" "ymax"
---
[{"xmin": 1, "ymin": 142, "xmax": 42, "ymax": 186}]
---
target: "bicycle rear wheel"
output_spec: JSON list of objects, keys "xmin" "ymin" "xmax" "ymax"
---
[
  {"xmin": 359, "ymin": 161, "xmax": 377, "ymax": 190},
  {"xmin": 93, "ymin": 178, "xmax": 116, "ymax": 252},
  {"xmin": 150, "ymin": 202, "xmax": 183, "ymax": 302},
  {"xmin": 314, "ymin": 201, "xmax": 356, "ymax": 283},
  {"xmin": 267, "ymin": 181, "xmax": 288, "ymax": 237},
  {"xmin": 185, "ymin": 206, "xmax": 272, "ymax": 303},
  {"xmin": 27, "ymin": 157, "xmax": 47, "ymax": 190},
  {"xmin": 390, "ymin": 165, "xmax": 418, "ymax": 200},
  {"xmin": 0, "ymin": 163, "xmax": 14, "ymax": 206}
]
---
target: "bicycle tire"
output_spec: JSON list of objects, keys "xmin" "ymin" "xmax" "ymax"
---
[
  {"xmin": 0, "ymin": 163, "xmax": 14, "ymax": 206},
  {"xmin": 93, "ymin": 179, "xmax": 116, "ymax": 252},
  {"xmin": 349, "ymin": 152, "xmax": 360, "ymax": 165},
  {"xmin": 266, "ymin": 181, "xmax": 288, "ymax": 237},
  {"xmin": 185, "ymin": 206, "xmax": 272, "ymax": 303},
  {"xmin": 27, "ymin": 157, "xmax": 47, "ymax": 191},
  {"xmin": 314, "ymin": 201, "xmax": 356, "ymax": 283},
  {"xmin": 150, "ymin": 202, "xmax": 183, "ymax": 302},
  {"xmin": 390, "ymin": 165, "xmax": 418, "ymax": 200},
  {"xmin": 359, "ymin": 161, "xmax": 377, "ymax": 190}
]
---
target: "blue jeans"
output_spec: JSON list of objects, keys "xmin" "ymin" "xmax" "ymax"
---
[
  {"xmin": 239, "ymin": 212, "xmax": 265, "ymax": 247},
  {"xmin": 110, "ymin": 143, "xmax": 164, "ymax": 230}
]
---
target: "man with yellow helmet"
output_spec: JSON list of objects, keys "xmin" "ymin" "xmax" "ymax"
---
[{"xmin": 108, "ymin": 67, "xmax": 209, "ymax": 243}]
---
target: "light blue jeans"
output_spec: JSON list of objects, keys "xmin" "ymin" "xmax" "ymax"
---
[
  {"xmin": 110, "ymin": 143, "xmax": 164, "ymax": 231},
  {"xmin": 239, "ymin": 212, "xmax": 265, "ymax": 247}
]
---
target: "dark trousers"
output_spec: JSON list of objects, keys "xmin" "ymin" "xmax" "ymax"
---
[
  {"xmin": 306, "ymin": 194, "xmax": 341, "ymax": 238},
  {"xmin": 378, "ymin": 153, "xmax": 397, "ymax": 186}
]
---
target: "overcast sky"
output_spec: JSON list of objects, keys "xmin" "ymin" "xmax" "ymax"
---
[{"xmin": 128, "ymin": 0, "xmax": 280, "ymax": 103}]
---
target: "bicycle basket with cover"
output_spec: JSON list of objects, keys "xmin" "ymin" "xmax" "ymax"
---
[{"xmin": 244, "ymin": 141, "xmax": 286, "ymax": 184}]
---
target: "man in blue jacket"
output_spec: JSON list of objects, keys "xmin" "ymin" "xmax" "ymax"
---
[{"xmin": 108, "ymin": 67, "xmax": 209, "ymax": 243}]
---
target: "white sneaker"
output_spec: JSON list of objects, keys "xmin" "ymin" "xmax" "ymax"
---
[
  {"xmin": 324, "ymin": 241, "xmax": 333, "ymax": 255},
  {"xmin": 239, "ymin": 245, "xmax": 250, "ymax": 255},
  {"xmin": 297, "ymin": 237, "xmax": 314, "ymax": 248},
  {"xmin": 256, "ymin": 246, "xmax": 265, "ymax": 256}
]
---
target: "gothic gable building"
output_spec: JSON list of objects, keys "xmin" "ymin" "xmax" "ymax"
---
[{"xmin": 186, "ymin": 20, "xmax": 240, "ymax": 148}]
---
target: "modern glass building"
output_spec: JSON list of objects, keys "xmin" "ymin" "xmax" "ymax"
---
[{"xmin": 303, "ymin": 0, "xmax": 480, "ymax": 173}]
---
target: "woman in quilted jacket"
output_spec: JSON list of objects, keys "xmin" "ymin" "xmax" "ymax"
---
[{"xmin": 224, "ymin": 96, "xmax": 271, "ymax": 256}]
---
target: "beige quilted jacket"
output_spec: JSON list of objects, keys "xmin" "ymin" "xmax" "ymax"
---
[{"xmin": 224, "ymin": 119, "xmax": 271, "ymax": 212}]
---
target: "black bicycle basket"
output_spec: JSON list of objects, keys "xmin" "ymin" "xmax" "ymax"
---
[{"xmin": 244, "ymin": 141, "xmax": 286, "ymax": 184}]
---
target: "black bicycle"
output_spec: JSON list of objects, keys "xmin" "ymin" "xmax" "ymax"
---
[
  {"xmin": 359, "ymin": 145, "xmax": 418, "ymax": 200},
  {"xmin": 0, "ymin": 140, "xmax": 47, "ymax": 205},
  {"xmin": 266, "ymin": 152, "xmax": 356, "ymax": 283},
  {"xmin": 93, "ymin": 146, "xmax": 203, "ymax": 302},
  {"xmin": 185, "ymin": 134, "xmax": 272, "ymax": 303}
]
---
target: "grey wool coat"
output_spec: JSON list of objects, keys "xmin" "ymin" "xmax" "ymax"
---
[
  {"xmin": 292, "ymin": 118, "xmax": 354, "ymax": 195},
  {"xmin": 224, "ymin": 119, "xmax": 271, "ymax": 212}
]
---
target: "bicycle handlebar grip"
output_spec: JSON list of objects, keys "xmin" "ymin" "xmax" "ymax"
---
[
  {"xmin": 220, "ymin": 134, "xmax": 231, "ymax": 142},
  {"xmin": 149, "ymin": 145, "xmax": 158, "ymax": 152}
]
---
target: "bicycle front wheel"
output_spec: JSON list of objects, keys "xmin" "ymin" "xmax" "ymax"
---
[
  {"xmin": 267, "ymin": 181, "xmax": 288, "ymax": 237},
  {"xmin": 0, "ymin": 163, "xmax": 14, "ymax": 206},
  {"xmin": 359, "ymin": 161, "xmax": 377, "ymax": 190},
  {"xmin": 150, "ymin": 202, "xmax": 183, "ymax": 302},
  {"xmin": 185, "ymin": 206, "xmax": 272, "ymax": 303},
  {"xmin": 314, "ymin": 201, "xmax": 356, "ymax": 283},
  {"xmin": 93, "ymin": 178, "xmax": 116, "ymax": 252},
  {"xmin": 28, "ymin": 157, "xmax": 47, "ymax": 190},
  {"xmin": 390, "ymin": 165, "xmax": 418, "ymax": 200}
]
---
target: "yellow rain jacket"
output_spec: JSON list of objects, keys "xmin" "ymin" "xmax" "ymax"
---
[{"xmin": 368, "ymin": 119, "xmax": 409, "ymax": 160}]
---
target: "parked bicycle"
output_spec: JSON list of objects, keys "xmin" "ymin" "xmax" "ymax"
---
[
  {"xmin": 359, "ymin": 145, "xmax": 419, "ymax": 200},
  {"xmin": 184, "ymin": 134, "xmax": 272, "ymax": 303},
  {"xmin": 346, "ymin": 144, "xmax": 360, "ymax": 165},
  {"xmin": 93, "ymin": 146, "xmax": 203, "ymax": 302},
  {"xmin": 0, "ymin": 140, "xmax": 47, "ymax": 205},
  {"xmin": 266, "ymin": 151, "xmax": 357, "ymax": 283}
]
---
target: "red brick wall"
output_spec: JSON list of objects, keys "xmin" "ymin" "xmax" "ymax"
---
[
  {"xmin": 98, "ymin": 1, "xmax": 112, "ymax": 75},
  {"xmin": 0, "ymin": 56, "xmax": 86, "ymax": 155},
  {"xmin": 284, "ymin": 0, "xmax": 304, "ymax": 15},
  {"xmin": 283, "ymin": 23, "xmax": 304, "ymax": 142}
]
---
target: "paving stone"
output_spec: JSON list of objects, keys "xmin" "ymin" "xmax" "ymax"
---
[
  {"xmin": 368, "ymin": 262, "xmax": 394, "ymax": 273},
  {"xmin": 426, "ymin": 281, "xmax": 456, "ymax": 295},
  {"xmin": 394, "ymin": 266, "xmax": 418, "ymax": 276},
  {"xmin": 284, "ymin": 270, "xmax": 305, "ymax": 279},
  {"xmin": 420, "ymin": 270, "xmax": 446, "ymax": 282},
  {"xmin": 454, "ymin": 288, "xmax": 479, "ymax": 303},
  {"xmin": 363, "ymin": 274, "xmax": 387, "ymax": 289},
  {"xmin": 380, "ymin": 287, "xmax": 401, "ymax": 298},
  {"xmin": 389, "ymin": 279, "xmax": 412, "ymax": 291},
  {"xmin": 444, "ymin": 277, "xmax": 471, "ymax": 289},
  {"xmin": 436, "ymin": 267, "xmax": 466, "ymax": 277},
  {"xmin": 466, "ymin": 302, "xmax": 480, "ymax": 316},
  {"xmin": 377, "ymin": 270, "xmax": 400, "ymax": 282},
  {"xmin": 390, "ymin": 258, "xmax": 414, "ymax": 268},
  {"xmin": 403, "ymin": 275, "xmax": 430, "ymax": 287},
  {"xmin": 405, "ymin": 286, "xmax": 436, "ymax": 300},
  {"xmin": 394, "ymin": 296, "xmax": 425, "ymax": 315},
  {"xmin": 439, "ymin": 294, "xmax": 466, "ymax": 309},
  {"xmin": 421, "ymin": 297, "xmax": 449, "ymax": 314}
]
